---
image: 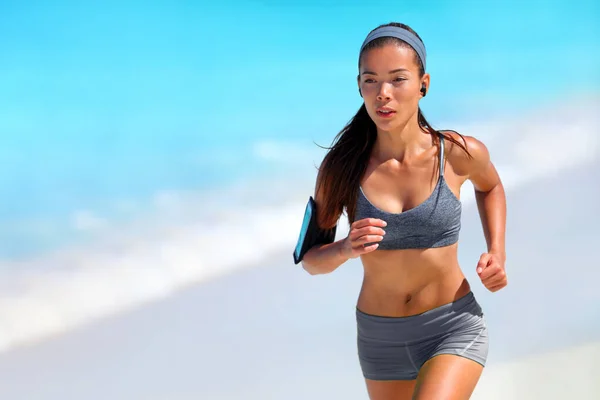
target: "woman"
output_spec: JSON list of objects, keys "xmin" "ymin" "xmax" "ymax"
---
[{"xmin": 300, "ymin": 22, "xmax": 507, "ymax": 399}]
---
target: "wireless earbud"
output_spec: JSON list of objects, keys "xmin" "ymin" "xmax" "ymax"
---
[{"xmin": 420, "ymin": 83, "xmax": 427, "ymax": 97}]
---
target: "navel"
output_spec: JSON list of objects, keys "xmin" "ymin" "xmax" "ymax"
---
[{"xmin": 404, "ymin": 294, "xmax": 412, "ymax": 304}]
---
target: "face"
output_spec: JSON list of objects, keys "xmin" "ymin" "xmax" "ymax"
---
[{"xmin": 357, "ymin": 44, "xmax": 429, "ymax": 132}]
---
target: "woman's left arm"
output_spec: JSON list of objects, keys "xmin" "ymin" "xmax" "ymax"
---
[{"xmin": 456, "ymin": 136, "xmax": 508, "ymax": 293}]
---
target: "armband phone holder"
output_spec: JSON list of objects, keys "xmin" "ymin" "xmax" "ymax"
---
[{"xmin": 293, "ymin": 196, "xmax": 337, "ymax": 264}]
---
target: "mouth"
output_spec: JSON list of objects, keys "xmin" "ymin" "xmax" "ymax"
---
[{"xmin": 375, "ymin": 107, "xmax": 396, "ymax": 118}]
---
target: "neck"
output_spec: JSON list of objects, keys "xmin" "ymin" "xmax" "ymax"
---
[{"xmin": 372, "ymin": 112, "xmax": 432, "ymax": 163}]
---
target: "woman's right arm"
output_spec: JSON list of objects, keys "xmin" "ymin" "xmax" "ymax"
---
[
  {"xmin": 300, "ymin": 168, "xmax": 386, "ymax": 275},
  {"xmin": 301, "ymin": 217, "xmax": 386, "ymax": 275},
  {"xmin": 300, "ymin": 167, "xmax": 347, "ymax": 275},
  {"xmin": 302, "ymin": 218, "xmax": 387, "ymax": 275},
  {"xmin": 301, "ymin": 239, "xmax": 349, "ymax": 275}
]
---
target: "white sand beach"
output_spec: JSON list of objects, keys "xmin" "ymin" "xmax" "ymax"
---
[
  {"xmin": 0, "ymin": 253, "xmax": 597, "ymax": 400},
  {"xmin": 472, "ymin": 340, "xmax": 600, "ymax": 400}
]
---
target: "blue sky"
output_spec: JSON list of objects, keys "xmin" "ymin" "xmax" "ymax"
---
[{"xmin": 2, "ymin": 0, "xmax": 598, "ymax": 142}]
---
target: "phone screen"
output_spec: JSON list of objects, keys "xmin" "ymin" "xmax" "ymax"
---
[{"xmin": 294, "ymin": 199, "xmax": 314, "ymax": 261}]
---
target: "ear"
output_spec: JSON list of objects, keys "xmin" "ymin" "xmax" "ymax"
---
[{"xmin": 420, "ymin": 73, "xmax": 430, "ymax": 98}]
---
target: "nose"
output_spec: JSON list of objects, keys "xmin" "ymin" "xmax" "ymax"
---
[{"xmin": 376, "ymin": 83, "xmax": 392, "ymax": 101}]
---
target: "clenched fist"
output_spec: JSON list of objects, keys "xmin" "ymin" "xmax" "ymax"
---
[
  {"xmin": 477, "ymin": 252, "xmax": 507, "ymax": 292},
  {"xmin": 341, "ymin": 218, "xmax": 387, "ymax": 259}
]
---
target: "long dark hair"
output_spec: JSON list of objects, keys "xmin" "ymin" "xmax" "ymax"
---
[{"xmin": 315, "ymin": 22, "xmax": 472, "ymax": 229}]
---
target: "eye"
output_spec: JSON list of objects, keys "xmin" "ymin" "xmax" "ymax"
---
[
  {"xmin": 364, "ymin": 78, "xmax": 376, "ymax": 83},
  {"xmin": 394, "ymin": 77, "xmax": 407, "ymax": 82}
]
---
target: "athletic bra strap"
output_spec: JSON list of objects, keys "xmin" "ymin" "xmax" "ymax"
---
[{"xmin": 438, "ymin": 132, "xmax": 445, "ymax": 177}]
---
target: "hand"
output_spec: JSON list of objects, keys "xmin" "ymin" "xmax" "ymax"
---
[
  {"xmin": 341, "ymin": 218, "xmax": 387, "ymax": 259},
  {"xmin": 477, "ymin": 252, "xmax": 507, "ymax": 292}
]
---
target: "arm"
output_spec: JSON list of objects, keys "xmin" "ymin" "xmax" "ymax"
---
[
  {"xmin": 301, "ymin": 240, "xmax": 349, "ymax": 275},
  {"xmin": 300, "ymin": 166, "xmax": 349, "ymax": 275},
  {"xmin": 301, "ymin": 216, "xmax": 386, "ymax": 275},
  {"xmin": 451, "ymin": 135, "xmax": 508, "ymax": 292},
  {"xmin": 300, "ymin": 168, "xmax": 385, "ymax": 275},
  {"xmin": 469, "ymin": 143, "xmax": 507, "ymax": 261}
]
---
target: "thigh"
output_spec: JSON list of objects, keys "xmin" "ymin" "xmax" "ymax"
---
[
  {"xmin": 412, "ymin": 354, "xmax": 483, "ymax": 400},
  {"xmin": 365, "ymin": 378, "xmax": 417, "ymax": 400}
]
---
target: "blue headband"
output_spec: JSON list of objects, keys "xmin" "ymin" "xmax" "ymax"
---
[{"xmin": 360, "ymin": 26, "xmax": 427, "ymax": 71}]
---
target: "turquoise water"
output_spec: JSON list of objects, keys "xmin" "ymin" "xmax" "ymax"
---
[{"xmin": 0, "ymin": 0, "xmax": 598, "ymax": 259}]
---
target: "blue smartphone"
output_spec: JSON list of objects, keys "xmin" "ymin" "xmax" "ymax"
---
[
  {"xmin": 294, "ymin": 197, "xmax": 316, "ymax": 264},
  {"xmin": 293, "ymin": 196, "xmax": 336, "ymax": 264}
]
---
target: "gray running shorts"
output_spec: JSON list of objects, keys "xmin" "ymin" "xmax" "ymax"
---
[{"xmin": 356, "ymin": 291, "xmax": 488, "ymax": 381}]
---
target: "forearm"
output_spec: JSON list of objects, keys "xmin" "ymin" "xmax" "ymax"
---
[
  {"xmin": 301, "ymin": 239, "xmax": 349, "ymax": 275},
  {"xmin": 475, "ymin": 181, "xmax": 506, "ymax": 258}
]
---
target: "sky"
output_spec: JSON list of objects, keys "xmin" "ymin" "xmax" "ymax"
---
[{"xmin": 1, "ymin": 0, "xmax": 599, "ymax": 142}]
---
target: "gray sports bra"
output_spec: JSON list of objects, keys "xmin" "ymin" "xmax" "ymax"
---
[{"xmin": 355, "ymin": 133, "xmax": 461, "ymax": 250}]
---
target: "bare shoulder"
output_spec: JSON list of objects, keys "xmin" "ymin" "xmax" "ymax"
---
[
  {"xmin": 441, "ymin": 130, "xmax": 490, "ymax": 175},
  {"xmin": 441, "ymin": 130, "xmax": 499, "ymax": 191}
]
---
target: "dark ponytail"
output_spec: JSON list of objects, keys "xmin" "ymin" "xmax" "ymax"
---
[{"xmin": 315, "ymin": 104, "xmax": 376, "ymax": 228}]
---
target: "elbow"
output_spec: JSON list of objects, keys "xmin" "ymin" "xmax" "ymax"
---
[
  {"xmin": 474, "ymin": 179, "xmax": 505, "ymax": 199},
  {"xmin": 301, "ymin": 260, "xmax": 333, "ymax": 276},
  {"xmin": 492, "ymin": 179, "xmax": 505, "ymax": 194},
  {"xmin": 301, "ymin": 261, "xmax": 315, "ymax": 275},
  {"xmin": 299, "ymin": 242, "xmax": 342, "ymax": 276},
  {"xmin": 301, "ymin": 263, "xmax": 322, "ymax": 276},
  {"xmin": 486, "ymin": 177, "xmax": 505, "ymax": 194}
]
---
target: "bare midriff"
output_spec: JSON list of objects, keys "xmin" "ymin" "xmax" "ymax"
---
[{"xmin": 356, "ymin": 242, "xmax": 471, "ymax": 317}]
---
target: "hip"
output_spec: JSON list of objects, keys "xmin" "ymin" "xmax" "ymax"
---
[{"xmin": 356, "ymin": 290, "xmax": 485, "ymax": 344}]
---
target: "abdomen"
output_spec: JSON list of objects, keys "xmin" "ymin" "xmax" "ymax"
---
[{"xmin": 356, "ymin": 244, "xmax": 471, "ymax": 317}]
